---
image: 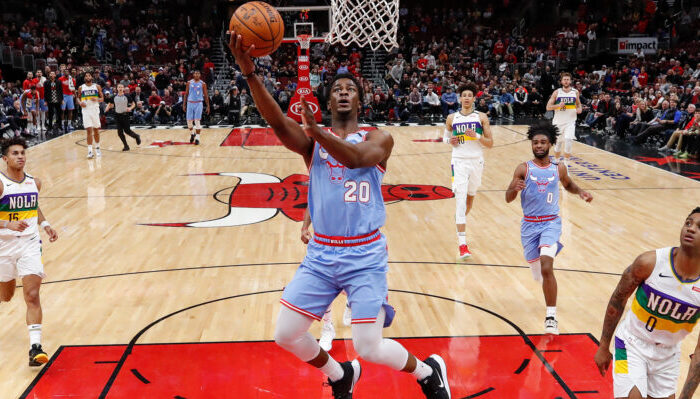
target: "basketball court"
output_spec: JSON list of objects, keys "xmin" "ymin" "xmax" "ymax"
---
[{"xmin": 0, "ymin": 123, "xmax": 696, "ymax": 398}]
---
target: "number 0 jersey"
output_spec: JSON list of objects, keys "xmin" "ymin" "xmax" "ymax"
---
[
  {"xmin": 619, "ymin": 247, "xmax": 700, "ymax": 347},
  {"xmin": 0, "ymin": 173, "xmax": 39, "ymax": 237},
  {"xmin": 308, "ymin": 130, "xmax": 385, "ymax": 237}
]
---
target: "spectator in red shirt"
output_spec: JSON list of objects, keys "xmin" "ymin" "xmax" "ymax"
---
[
  {"xmin": 23, "ymin": 71, "xmax": 36, "ymax": 91},
  {"xmin": 148, "ymin": 92, "xmax": 162, "ymax": 112},
  {"xmin": 493, "ymin": 39, "xmax": 505, "ymax": 56},
  {"xmin": 637, "ymin": 66, "xmax": 648, "ymax": 87},
  {"xmin": 416, "ymin": 54, "xmax": 428, "ymax": 71}
]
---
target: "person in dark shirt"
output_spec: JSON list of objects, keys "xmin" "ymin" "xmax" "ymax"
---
[
  {"xmin": 634, "ymin": 99, "xmax": 682, "ymax": 144},
  {"xmin": 43, "ymin": 71, "xmax": 63, "ymax": 134}
]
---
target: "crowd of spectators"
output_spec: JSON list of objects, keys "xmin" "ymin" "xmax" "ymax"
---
[{"xmin": 1, "ymin": 0, "xmax": 699, "ymax": 158}]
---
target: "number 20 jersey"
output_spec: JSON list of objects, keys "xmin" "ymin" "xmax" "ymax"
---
[
  {"xmin": 308, "ymin": 130, "xmax": 386, "ymax": 237},
  {"xmin": 619, "ymin": 247, "xmax": 700, "ymax": 347}
]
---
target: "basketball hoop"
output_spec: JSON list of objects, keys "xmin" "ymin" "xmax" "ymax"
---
[
  {"xmin": 297, "ymin": 34, "xmax": 312, "ymax": 51},
  {"xmin": 326, "ymin": 0, "xmax": 399, "ymax": 51}
]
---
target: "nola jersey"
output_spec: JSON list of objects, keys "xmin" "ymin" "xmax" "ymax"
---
[
  {"xmin": 552, "ymin": 88, "xmax": 578, "ymax": 125},
  {"xmin": 619, "ymin": 247, "xmax": 700, "ymax": 347},
  {"xmin": 447, "ymin": 111, "xmax": 484, "ymax": 159},
  {"xmin": 308, "ymin": 131, "xmax": 385, "ymax": 237},
  {"xmin": 0, "ymin": 173, "xmax": 39, "ymax": 237},
  {"xmin": 521, "ymin": 160, "xmax": 560, "ymax": 218},
  {"xmin": 79, "ymin": 83, "xmax": 100, "ymax": 111},
  {"xmin": 187, "ymin": 80, "xmax": 204, "ymax": 102}
]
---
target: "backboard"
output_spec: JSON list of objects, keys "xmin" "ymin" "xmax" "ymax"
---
[{"xmin": 276, "ymin": 6, "xmax": 331, "ymax": 42}]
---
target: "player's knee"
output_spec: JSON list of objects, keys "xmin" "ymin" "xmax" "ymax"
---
[
  {"xmin": 187, "ymin": 121, "xmax": 194, "ymax": 129},
  {"xmin": 273, "ymin": 324, "xmax": 300, "ymax": 349},
  {"xmin": 352, "ymin": 334, "xmax": 381, "ymax": 362},
  {"xmin": 23, "ymin": 288, "xmax": 40, "ymax": 306}
]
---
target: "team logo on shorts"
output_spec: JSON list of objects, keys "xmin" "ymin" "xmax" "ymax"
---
[{"xmin": 143, "ymin": 172, "xmax": 454, "ymax": 228}]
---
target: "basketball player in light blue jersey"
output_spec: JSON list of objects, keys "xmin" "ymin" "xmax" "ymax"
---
[
  {"xmin": 230, "ymin": 32, "xmax": 451, "ymax": 399},
  {"xmin": 183, "ymin": 70, "xmax": 210, "ymax": 145},
  {"xmin": 505, "ymin": 121, "xmax": 592, "ymax": 334}
]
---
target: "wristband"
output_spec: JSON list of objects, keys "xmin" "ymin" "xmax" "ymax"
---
[{"xmin": 41, "ymin": 221, "xmax": 51, "ymax": 229}]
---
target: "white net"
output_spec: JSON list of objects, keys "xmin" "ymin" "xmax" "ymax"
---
[
  {"xmin": 298, "ymin": 34, "xmax": 311, "ymax": 51},
  {"xmin": 326, "ymin": 0, "xmax": 399, "ymax": 51}
]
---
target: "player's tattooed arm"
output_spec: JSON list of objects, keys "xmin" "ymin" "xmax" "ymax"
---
[
  {"xmin": 679, "ymin": 338, "xmax": 700, "ymax": 399},
  {"xmin": 505, "ymin": 163, "xmax": 527, "ymax": 203},
  {"xmin": 594, "ymin": 251, "xmax": 655, "ymax": 375},
  {"xmin": 558, "ymin": 163, "xmax": 593, "ymax": 202}
]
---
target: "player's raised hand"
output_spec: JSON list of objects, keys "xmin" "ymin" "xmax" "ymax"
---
[
  {"xmin": 7, "ymin": 220, "xmax": 28, "ymax": 232},
  {"xmin": 227, "ymin": 30, "xmax": 255, "ymax": 76},
  {"xmin": 579, "ymin": 190, "xmax": 593, "ymax": 202},
  {"xmin": 300, "ymin": 96, "xmax": 322, "ymax": 138},
  {"xmin": 593, "ymin": 347, "xmax": 612, "ymax": 376}
]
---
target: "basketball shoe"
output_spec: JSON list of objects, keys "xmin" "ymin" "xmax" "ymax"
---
[
  {"xmin": 189, "ymin": 131, "xmax": 196, "ymax": 144},
  {"xmin": 95, "ymin": 147, "xmax": 102, "ymax": 157},
  {"xmin": 328, "ymin": 359, "xmax": 361, "ymax": 399},
  {"xmin": 29, "ymin": 344, "xmax": 48, "ymax": 367},
  {"xmin": 87, "ymin": 149, "xmax": 94, "ymax": 159},
  {"xmin": 417, "ymin": 354, "xmax": 451, "ymax": 398},
  {"xmin": 544, "ymin": 317, "xmax": 559, "ymax": 335},
  {"xmin": 319, "ymin": 320, "xmax": 335, "ymax": 352},
  {"xmin": 458, "ymin": 244, "xmax": 471, "ymax": 260}
]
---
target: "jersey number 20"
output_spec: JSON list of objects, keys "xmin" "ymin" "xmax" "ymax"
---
[{"xmin": 344, "ymin": 181, "xmax": 370, "ymax": 203}]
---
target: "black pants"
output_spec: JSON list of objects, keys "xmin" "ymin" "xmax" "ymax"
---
[
  {"xmin": 115, "ymin": 113, "xmax": 140, "ymax": 148},
  {"xmin": 634, "ymin": 124, "xmax": 670, "ymax": 144},
  {"xmin": 47, "ymin": 103, "xmax": 62, "ymax": 130}
]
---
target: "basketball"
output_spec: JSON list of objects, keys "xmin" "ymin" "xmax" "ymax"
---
[{"xmin": 229, "ymin": 1, "xmax": 284, "ymax": 58}]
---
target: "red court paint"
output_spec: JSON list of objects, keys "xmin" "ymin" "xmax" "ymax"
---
[{"xmin": 22, "ymin": 334, "xmax": 611, "ymax": 398}]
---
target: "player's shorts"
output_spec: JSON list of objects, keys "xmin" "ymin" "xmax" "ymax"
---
[
  {"xmin": 38, "ymin": 99, "xmax": 48, "ymax": 112},
  {"xmin": 280, "ymin": 230, "xmax": 396, "ymax": 327},
  {"xmin": 0, "ymin": 233, "xmax": 44, "ymax": 282},
  {"xmin": 554, "ymin": 120, "xmax": 576, "ymax": 141},
  {"xmin": 186, "ymin": 101, "xmax": 203, "ymax": 121},
  {"xmin": 451, "ymin": 157, "xmax": 483, "ymax": 196},
  {"xmin": 62, "ymin": 94, "xmax": 75, "ymax": 110},
  {"xmin": 521, "ymin": 216, "xmax": 563, "ymax": 262},
  {"xmin": 82, "ymin": 108, "xmax": 101, "ymax": 128},
  {"xmin": 613, "ymin": 331, "xmax": 680, "ymax": 398}
]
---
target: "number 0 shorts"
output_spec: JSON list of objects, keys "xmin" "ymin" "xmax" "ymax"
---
[{"xmin": 613, "ymin": 331, "xmax": 680, "ymax": 398}]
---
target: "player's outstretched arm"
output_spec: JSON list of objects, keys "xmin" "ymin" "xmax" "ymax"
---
[
  {"xmin": 558, "ymin": 163, "xmax": 593, "ymax": 202},
  {"xmin": 594, "ymin": 251, "xmax": 655, "ymax": 376},
  {"xmin": 505, "ymin": 163, "xmax": 527, "ymax": 203},
  {"xmin": 679, "ymin": 337, "xmax": 700, "ymax": 399},
  {"xmin": 479, "ymin": 112, "xmax": 494, "ymax": 148},
  {"xmin": 228, "ymin": 31, "xmax": 313, "ymax": 161},
  {"xmin": 299, "ymin": 98, "xmax": 392, "ymax": 169}
]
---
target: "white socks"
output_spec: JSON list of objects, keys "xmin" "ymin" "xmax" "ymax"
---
[
  {"xmin": 320, "ymin": 356, "xmax": 345, "ymax": 382},
  {"xmin": 28, "ymin": 324, "xmax": 41, "ymax": 346},
  {"xmin": 546, "ymin": 306, "xmax": 557, "ymax": 319},
  {"xmin": 457, "ymin": 232, "xmax": 466, "ymax": 246},
  {"xmin": 88, "ymin": 145, "xmax": 93, "ymax": 152},
  {"xmin": 411, "ymin": 359, "xmax": 433, "ymax": 380}
]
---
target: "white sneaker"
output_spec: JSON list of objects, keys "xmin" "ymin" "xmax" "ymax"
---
[
  {"xmin": 342, "ymin": 303, "xmax": 352, "ymax": 326},
  {"xmin": 319, "ymin": 321, "xmax": 335, "ymax": 352},
  {"xmin": 87, "ymin": 150, "xmax": 94, "ymax": 159},
  {"xmin": 95, "ymin": 148, "xmax": 102, "ymax": 157},
  {"xmin": 544, "ymin": 317, "xmax": 559, "ymax": 335}
]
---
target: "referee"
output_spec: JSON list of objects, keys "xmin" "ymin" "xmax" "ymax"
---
[{"xmin": 106, "ymin": 83, "xmax": 141, "ymax": 151}]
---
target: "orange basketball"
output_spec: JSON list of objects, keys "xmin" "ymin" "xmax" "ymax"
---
[{"xmin": 229, "ymin": 1, "xmax": 284, "ymax": 58}]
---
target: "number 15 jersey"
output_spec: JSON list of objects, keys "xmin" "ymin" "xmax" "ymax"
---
[{"xmin": 619, "ymin": 247, "xmax": 700, "ymax": 347}]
